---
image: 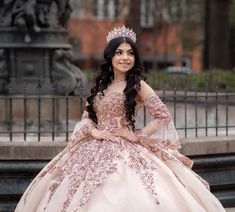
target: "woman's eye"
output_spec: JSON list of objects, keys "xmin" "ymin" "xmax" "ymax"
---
[
  {"xmin": 115, "ymin": 51, "xmax": 122, "ymax": 55},
  {"xmin": 129, "ymin": 51, "xmax": 134, "ymax": 55}
]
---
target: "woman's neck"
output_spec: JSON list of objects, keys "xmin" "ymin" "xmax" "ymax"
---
[{"xmin": 113, "ymin": 73, "xmax": 126, "ymax": 81}]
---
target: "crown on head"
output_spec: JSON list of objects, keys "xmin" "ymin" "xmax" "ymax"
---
[{"xmin": 106, "ymin": 25, "xmax": 136, "ymax": 43}]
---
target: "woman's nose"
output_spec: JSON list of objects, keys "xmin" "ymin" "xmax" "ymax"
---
[{"xmin": 122, "ymin": 52, "xmax": 128, "ymax": 59}]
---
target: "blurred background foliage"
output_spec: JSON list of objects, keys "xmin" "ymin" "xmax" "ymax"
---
[
  {"xmin": 84, "ymin": 69, "xmax": 235, "ymax": 92},
  {"xmin": 146, "ymin": 69, "xmax": 235, "ymax": 92},
  {"xmin": 69, "ymin": 0, "xmax": 235, "ymax": 92}
]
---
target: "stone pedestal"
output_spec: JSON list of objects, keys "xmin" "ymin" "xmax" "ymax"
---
[{"xmin": 0, "ymin": 0, "xmax": 86, "ymax": 95}]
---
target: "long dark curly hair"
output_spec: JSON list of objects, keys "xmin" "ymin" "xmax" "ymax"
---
[{"xmin": 86, "ymin": 36, "xmax": 146, "ymax": 130}]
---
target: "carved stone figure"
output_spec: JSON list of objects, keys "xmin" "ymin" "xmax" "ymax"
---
[
  {"xmin": 12, "ymin": 0, "xmax": 40, "ymax": 42},
  {"xmin": 0, "ymin": 0, "xmax": 72, "ymax": 30},
  {"xmin": 54, "ymin": 0, "xmax": 72, "ymax": 27},
  {"xmin": 52, "ymin": 49, "xmax": 87, "ymax": 95},
  {"xmin": 37, "ymin": 1, "xmax": 51, "ymax": 28},
  {"xmin": 0, "ymin": 0, "xmax": 85, "ymax": 95},
  {"xmin": 0, "ymin": 0, "xmax": 15, "ymax": 27}
]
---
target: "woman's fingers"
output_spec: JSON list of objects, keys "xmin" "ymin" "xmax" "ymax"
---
[
  {"xmin": 93, "ymin": 129, "xmax": 138, "ymax": 144},
  {"xmin": 112, "ymin": 128, "xmax": 138, "ymax": 143},
  {"xmin": 101, "ymin": 130, "xmax": 116, "ymax": 142},
  {"xmin": 112, "ymin": 128, "xmax": 127, "ymax": 135}
]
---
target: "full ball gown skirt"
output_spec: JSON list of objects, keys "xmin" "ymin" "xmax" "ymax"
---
[{"xmin": 15, "ymin": 92, "xmax": 225, "ymax": 212}]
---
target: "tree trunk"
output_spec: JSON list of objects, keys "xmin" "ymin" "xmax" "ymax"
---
[
  {"xmin": 205, "ymin": 0, "xmax": 231, "ymax": 70},
  {"xmin": 125, "ymin": 0, "xmax": 141, "ymax": 46}
]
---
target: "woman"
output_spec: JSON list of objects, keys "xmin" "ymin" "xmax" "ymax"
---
[{"xmin": 15, "ymin": 26, "xmax": 225, "ymax": 212}]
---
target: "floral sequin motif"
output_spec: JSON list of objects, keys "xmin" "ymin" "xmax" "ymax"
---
[
  {"xmin": 73, "ymin": 142, "xmax": 121, "ymax": 210},
  {"xmin": 144, "ymin": 95, "xmax": 171, "ymax": 125},
  {"xmin": 136, "ymin": 95, "xmax": 181, "ymax": 151},
  {"xmin": 126, "ymin": 143, "xmax": 160, "ymax": 204},
  {"xmin": 24, "ymin": 92, "xmax": 206, "ymax": 211},
  {"xmin": 65, "ymin": 93, "xmax": 182, "ymax": 208},
  {"xmin": 46, "ymin": 141, "xmax": 100, "ymax": 211},
  {"xmin": 159, "ymin": 139, "xmax": 181, "ymax": 150},
  {"xmin": 42, "ymin": 140, "xmax": 122, "ymax": 211},
  {"xmin": 134, "ymin": 130, "xmax": 177, "ymax": 162},
  {"xmin": 94, "ymin": 92, "xmax": 129, "ymax": 131},
  {"xmin": 23, "ymin": 148, "xmax": 68, "ymax": 204},
  {"xmin": 39, "ymin": 148, "xmax": 68, "ymax": 178}
]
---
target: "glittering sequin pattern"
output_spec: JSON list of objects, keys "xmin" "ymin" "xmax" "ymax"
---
[
  {"xmin": 144, "ymin": 95, "xmax": 171, "ymax": 125},
  {"xmin": 21, "ymin": 92, "xmax": 210, "ymax": 211},
  {"xmin": 135, "ymin": 95, "xmax": 181, "ymax": 151}
]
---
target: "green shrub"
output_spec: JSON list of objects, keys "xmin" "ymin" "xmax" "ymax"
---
[
  {"xmin": 146, "ymin": 69, "xmax": 235, "ymax": 92},
  {"xmin": 83, "ymin": 69, "xmax": 235, "ymax": 92}
]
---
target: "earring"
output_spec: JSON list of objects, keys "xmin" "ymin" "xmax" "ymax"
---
[{"xmin": 109, "ymin": 66, "xmax": 112, "ymax": 72}]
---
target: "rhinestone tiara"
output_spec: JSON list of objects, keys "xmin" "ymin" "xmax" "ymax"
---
[{"xmin": 106, "ymin": 25, "xmax": 136, "ymax": 43}]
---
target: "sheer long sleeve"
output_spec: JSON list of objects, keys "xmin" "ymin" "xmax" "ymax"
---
[
  {"xmin": 135, "ymin": 94, "xmax": 181, "ymax": 150},
  {"xmin": 135, "ymin": 94, "xmax": 193, "ymax": 168},
  {"xmin": 68, "ymin": 110, "xmax": 96, "ymax": 147}
]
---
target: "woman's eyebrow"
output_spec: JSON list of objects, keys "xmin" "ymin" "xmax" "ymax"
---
[{"xmin": 116, "ymin": 48, "xmax": 133, "ymax": 51}]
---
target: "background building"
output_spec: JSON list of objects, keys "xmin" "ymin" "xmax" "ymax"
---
[{"xmin": 68, "ymin": 0, "xmax": 204, "ymax": 73}]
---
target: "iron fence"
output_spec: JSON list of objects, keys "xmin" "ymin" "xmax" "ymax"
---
[{"xmin": 0, "ymin": 85, "xmax": 235, "ymax": 141}]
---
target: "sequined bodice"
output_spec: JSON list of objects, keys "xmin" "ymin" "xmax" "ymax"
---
[
  {"xmin": 94, "ymin": 92, "xmax": 130, "ymax": 131},
  {"xmin": 20, "ymin": 90, "xmax": 200, "ymax": 212}
]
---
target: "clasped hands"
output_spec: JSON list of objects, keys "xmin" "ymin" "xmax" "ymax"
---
[{"xmin": 90, "ymin": 128, "xmax": 139, "ymax": 144}]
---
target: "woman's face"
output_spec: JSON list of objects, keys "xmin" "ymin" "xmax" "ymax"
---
[{"xmin": 111, "ymin": 42, "xmax": 135, "ymax": 74}]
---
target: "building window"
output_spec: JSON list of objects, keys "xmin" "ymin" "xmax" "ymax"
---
[
  {"xmin": 141, "ymin": 0, "xmax": 155, "ymax": 27},
  {"xmin": 92, "ymin": 0, "xmax": 119, "ymax": 19}
]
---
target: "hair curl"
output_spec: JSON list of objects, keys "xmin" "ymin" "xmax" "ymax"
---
[{"xmin": 86, "ymin": 37, "xmax": 146, "ymax": 130}]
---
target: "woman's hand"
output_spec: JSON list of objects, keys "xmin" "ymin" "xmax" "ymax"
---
[
  {"xmin": 90, "ymin": 128, "xmax": 116, "ymax": 142},
  {"xmin": 169, "ymin": 150, "xmax": 194, "ymax": 169},
  {"xmin": 112, "ymin": 128, "xmax": 139, "ymax": 143}
]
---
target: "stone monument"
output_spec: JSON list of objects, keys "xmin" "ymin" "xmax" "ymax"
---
[{"xmin": 0, "ymin": 0, "xmax": 86, "ymax": 95}]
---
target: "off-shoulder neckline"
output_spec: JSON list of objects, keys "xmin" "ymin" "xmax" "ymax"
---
[
  {"xmin": 97, "ymin": 91, "xmax": 157, "ymax": 103},
  {"xmin": 101, "ymin": 91, "xmax": 125, "ymax": 98}
]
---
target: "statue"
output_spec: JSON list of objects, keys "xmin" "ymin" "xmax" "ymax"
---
[
  {"xmin": 0, "ymin": 0, "xmax": 72, "ymax": 42},
  {"xmin": 12, "ymin": 0, "xmax": 40, "ymax": 42},
  {"xmin": 37, "ymin": 1, "xmax": 51, "ymax": 28},
  {"xmin": 0, "ymin": 0, "xmax": 87, "ymax": 95},
  {"xmin": 0, "ymin": 0, "xmax": 15, "ymax": 27},
  {"xmin": 55, "ymin": 0, "xmax": 72, "ymax": 27},
  {"xmin": 52, "ymin": 49, "xmax": 87, "ymax": 95}
]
